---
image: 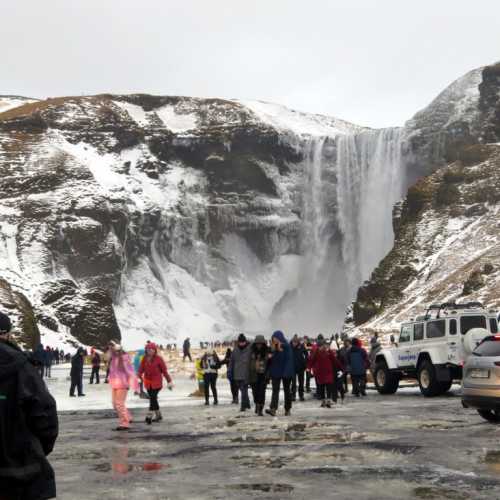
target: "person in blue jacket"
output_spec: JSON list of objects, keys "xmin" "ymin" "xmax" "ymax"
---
[
  {"xmin": 265, "ymin": 330, "xmax": 294, "ymax": 417},
  {"xmin": 133, "ymin": 348, "xmax": 148, "ymax": 398}
]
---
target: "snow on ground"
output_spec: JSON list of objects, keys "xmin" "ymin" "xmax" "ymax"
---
[
  {"xmin": 0, "ymin": 96, "xmax": 37, "ymax": 114},
  {"xmin": 155, "ymin": 105, "xmax": 198, "ymax": 132},
  {"xmin": 240, "ymin": 100, "xmax": 365, "ymax": 137}
]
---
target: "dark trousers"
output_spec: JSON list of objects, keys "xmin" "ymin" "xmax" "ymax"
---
[
  {"xmin": 70, "ymin": 374, "xmax": 83, "ymax": 396},
  {"xmin": 44, "ymin": 365, "xmax": 51, "ymax": 378},
  {"xmin": 306, "ymin": 370, "xmax": 312, "ymax": 392},
  {"xmin": 148, "ymin": 388, "xmax": 161, "ymax": 411},
  {"xmin": 204, "ymin": 373, "xmax": 218, "ymax": 403},
  {"xmin": 183, "ymin": 351, "xmax": 192, "ymax": 362},
  {"xmin": 334, "ymin": 377, "xmax": 345, "ymax": 401},
  {"xmin": 291, "ymin": 370, "xmax": 305, "ymax": 400},
  {"xmin": 237, "ymin": 380, "xmax": 250, "ymax": 409},
  {"xmin": 229, "ymin": 379, "xmax": 239, "ymax": 403},
  {"xmin": 270, "ymin": 377, "xmax": 292, "ymax": 411},
  {"xmin": 90, "ymin": 366, "xmax": 100, "ymax": 384},
  {"xmin": 37, "ymin": 365, "xmax": 44, "ymax": 379},
  {"xmin": 251, "ymin": 373, "xmax": 267, "ymax": 406},
  {"xmin": 105, "ymin": 365, "xmax": 110, "ymax": 383},
  {"xmin": 352, "ymin": 374, "xmax": 367, "ymax": 396},
  {"xmin": 342, "ymin": 372, "xmax": 349, "ymax": 392},
  {"xmin": 317, "ymin": 383, "xmax": 334, "ymax": 400}
]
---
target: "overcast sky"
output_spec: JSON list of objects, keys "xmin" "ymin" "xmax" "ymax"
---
[{"xmin": 2, "ymin": 1, "xmax": 500, "ymax": 127}]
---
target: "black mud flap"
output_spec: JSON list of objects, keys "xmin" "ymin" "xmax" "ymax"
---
[{"xmin": 434, "ymin": 364, "xmax": 451, "ymax": 382}]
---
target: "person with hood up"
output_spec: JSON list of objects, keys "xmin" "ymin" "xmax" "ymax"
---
[
  {"xmin": 290, "ymin": 335, "xmax": 308, "ymax": 402},
  {"xmin": 309, "ymin": 338, "xmax": 344, "ymax": 407},
  {"xmin": 89, "ymin": 348, "xmax": 101, "ymax": 384},
  {"xmin": 349, "ymin": 338, "xmax": 369, "ymax": 397},
  {"xmin": 201, "ymin": 349, "xmax": 220, "ymax": 405},
  {"xmin": 138, "ymin": 343, "xmax": 174, "ymax": 424},
  {"xmin": 266, "ymin": 330, "xmax": 294, "ymax": 416},
  {"xmin": 108, "ymin": 342, "xmax": 139, "ymax": 431},
  {"xmin": 0, "ymin": 311, "xmax": 59, "ymax": 500},
  {"xmin": 133, "ymin": 348, "xmax": 148, "ymax": 398},
  {"xmin": 69, "ymin": 347, "xmax": 86, "ymax": 397},
  {"xmin": 249, "ymin": 335, "xmax": 269, "ymax": 416},
  {"xmin": 229, "ymin": 334, "xmax": 252, "ymax": 412}
]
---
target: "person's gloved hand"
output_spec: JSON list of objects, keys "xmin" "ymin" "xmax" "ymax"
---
[{"xmin": 167, "ymin": 382, "xmax": 174, "ymax": 391}]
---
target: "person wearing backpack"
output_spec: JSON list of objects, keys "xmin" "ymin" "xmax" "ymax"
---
[
  {"xmin": 0, "ymin": 312, "xmax": 59, "ymax": 500},
  {"xmin": 201, "ymin": 349, "xmax": 220, "ymax": 405},
  {"xmin": 349, "ymin": 338, "xmax": 369, "ymax": 397}
]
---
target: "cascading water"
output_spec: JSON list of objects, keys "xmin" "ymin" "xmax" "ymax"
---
[{"xmin": 336, "ymin": 128, "xmax": 405, "ymax": 292}]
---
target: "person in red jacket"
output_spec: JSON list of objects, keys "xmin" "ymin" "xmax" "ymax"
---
[
  {"xmin": 138, "ymin": 343, "xmax": 174, "ymax": 424},
  {"xmin": 309, "ymin": 338, "xmax": 344, "ymax": 408}
]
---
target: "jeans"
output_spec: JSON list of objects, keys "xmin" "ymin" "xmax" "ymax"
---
[
  {"xmin": 44, "ymin": 365, "xmax": 51, "ymax": 378},
  {"xmin": 147, "ymin": 388, "xmax": 161, "ymax": 411},
  {"xmin": 352, "ymin": 374, "xmax": 367, "ymax": 396},
  {"xmin": 251, "ymin": 373, "xmax": 267, "ymax": 406},
  {"xmin": 203, "ymin": 373, "xmax": 218, "ymax": 403},
  {"xmin": 90, "ymin": 366, "xmax": 100, "ymax": 384},
  {"xmin": 70, "ymin": 374, "xmax": 83, "ymax": 396},
  {"xmin": 112, "ymin": 388, "xmax": 132, "ymax": 428},
  {"xmin": 291, "ymin": 370, "xmax": 305, "ymax": 400},
  {"xmin": 229, "ymin": 378, "xmax": 239, "ymax": 403},
  {"xmin": 236, "ymin": 380, "xmax": 250, "ymax": 409},
  {"xmin": 270, "ymin": 377, "xmax": 292, "ymax": 411}
]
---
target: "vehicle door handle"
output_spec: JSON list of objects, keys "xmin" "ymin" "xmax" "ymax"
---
[{"xmin": 449, "ymin": 342, "xmax": 456, "ymax": 346}]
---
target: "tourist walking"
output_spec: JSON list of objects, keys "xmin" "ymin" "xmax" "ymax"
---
[
  {"xmin": 201, "ymin": 349, "xmax": 220, "ymax": 405},
  {"xmin": 221, "ymin": 347, "xmax": 239, "ymax": 404},
  {"xmin": 0, "ymin": 312, "xmax": 59, "ymax": 500},
  {"xmin": 229, "ymin": 334, "xmax": 252, "ymax": 412},
  {"xmin": 138, "ymin": 343, "xmax": 174, "ymax": 424},
  {"xmin": 133, "ymin": 348, "xmax": 148, "ymax": 397},
  {"xmin": 107, "ymin": 342, "xmax": 138, "ymax": 430},
  {"xmin": 266, "ymin": 331, "xmax": 294, "ymax": 417},
  {"xmin": 44, "ymin": 346, "xmax": 53, "ymax": 378},
  {"xmin": 183, "ymin": 337, "xmax": 192, "ymax": 362},
  {"xmin": 349, "ymin": 338, "xmax": 369, "ymax": 397},
  {"xmin": 337, "ymin": 337, "xmax": 352, "ymax": 393},
  {"xmin": 249, "ymin": 335, "xmax": 269, "ymax": 416},
  {"xmin": 89, "ymin": 348, "xmax": 101, "ymax": 384},
  {"xmin": 33, "ymin": 343, "xmax": 45, "ymax": 378},
  {"xmin": 290, "ymin": 335, "xmax": 308, "ymax": 402},
  {"xmin": 69, "ymin": 347, "xmax": 86, "ymax": 397}
]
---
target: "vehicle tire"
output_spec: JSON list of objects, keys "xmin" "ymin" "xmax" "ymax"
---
[
  {"xmin": 438, "ymin": 380, "xmax": 453, "ymax": 394},
  {"xmin": 374, "ymin": 361, "xmax": 399, "ymax": 394},
  {"xmin": 477, "ymin": 409, "xmax": 500, "ymax": 423},
  {"xmin": 417, "ymin": 360, "xmax": 441, "ymax": 397}
]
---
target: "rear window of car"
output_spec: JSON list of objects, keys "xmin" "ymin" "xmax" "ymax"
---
[
  {"xmin": 426, "ymin": 320, "xmax": 446, "ymax": 338},
  {"xmin": 460, "ymin": 315, "xmax": 486, "ymax": 335},
  {"xmin": 474, "ymin": 337, "xmax": 500, "ymax": 357},
  {"xmin": 490, "ymin": 318, "xmax": 499, "ymax": 334}
]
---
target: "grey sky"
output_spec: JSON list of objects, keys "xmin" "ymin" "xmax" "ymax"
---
[{"xmin": 2, "ymin": 0, "xmax": 500, "ymax": 127}]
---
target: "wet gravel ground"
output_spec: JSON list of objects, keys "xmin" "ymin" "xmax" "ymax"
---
[{"xmin": 52, "ymin": 386, "xmax": 500, "ymax": 499}]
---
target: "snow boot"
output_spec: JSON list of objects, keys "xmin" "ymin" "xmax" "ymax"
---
[
  {"xmin": 284, "ymin": 409, "xmax": 291, "ymax": 416},
  {"xmin": 153, "ymin": 411, "xmax": 162, "ymax": 422},
  {"xmin": 265, "ymin": 408, "xmax": 276, "ymax": 417},
  {"xmin": 320, "ymin": 400, "xmax": 326, "ymax": 408},
  {"xmin": 145, "ymin": 413, "xmax": 153, "ymax": 425}
]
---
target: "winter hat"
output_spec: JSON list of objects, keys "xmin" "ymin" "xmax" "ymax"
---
[
  {"xmin": 237, "ymin": 333, "xmax": 247, "ymax": 343},
  {"xmin": 254, "ymin": 335, "xmax": 266, "ymax": 344},
  {"xmin": 272, "ymin": 330, "xmax": 286, "ymax": 344},
  {"xmin": 0, "ymin": 312, "xmax": 12, "ymax": 334}
]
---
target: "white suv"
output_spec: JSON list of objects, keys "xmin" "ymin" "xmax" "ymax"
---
[{"xmin": 373, "ymin": 302, "xmax": 499, "ymax": 397}]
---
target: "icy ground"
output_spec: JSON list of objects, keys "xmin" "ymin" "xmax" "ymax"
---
[{"xmin": 47, "ymin": 368, "xmax": 500, "ymax": 499}]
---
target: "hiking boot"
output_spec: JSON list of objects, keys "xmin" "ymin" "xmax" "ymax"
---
[
  {"xmin": 145, "ymin": 415, "xmax": 153, "ymax": 425},
  {"xmin": 284, "ymin": 409, "xmax": 291, "ymax": 416},
  {"xmin": 153, "ymin": 411, "xmax": 162, "ymax": 422},
  {"xmin": 113, "ymin": 426, "xmax": 130, "ymax": 431},
  {"xmin": 326, "ymin": 400, "xmax": 332, "ymax": 408},
  {"xmin": 299, "ymin": 396, "xmax": 305, "ymax": 402},
  {"xmin": 320, "ymin": 400, "xmax": 326, "ymax": 408},
  {"xmin": 213, "ymin": 400, "xmax": 218, "ymax": 405},
  {"xmin": 257, "ymin": 405, "xmax": 264, "ymax": 417},
  {"xmin": 265, "ymin": 408, "xmax": 276, "ymax": 417},
  {"xmin": 205, "ymin": 401, "xmax": 210, "ymax": 406},
  {"xmin": 240, "ymin": 406, "xmax": 246, "ymax": 412}
]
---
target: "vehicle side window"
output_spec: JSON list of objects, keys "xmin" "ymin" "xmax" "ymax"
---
[
  {"xmin": 414, "ymin": 323, "xmax": 424, "ymax": 341},
  {"xmin": 399, "ymin": 324, "xmax": 412, "ymax": 343},
  {"xmin": 426, "ymin": 320, "xmax": 446, "ymax": 338},
  {"xmin": 460, "ymin": 315, "xmax": 486, "ymax": 335},
  {"xmin": 490, "ymin": 318, "xmax": 499, "ymax": 334},
  {"xmin": 449, "ymin": 319, "xmax": 457, "ymax": 335}
]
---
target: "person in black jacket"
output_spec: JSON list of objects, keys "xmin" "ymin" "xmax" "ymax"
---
[
  {"xmin": 0, "ymin": 312, "xmax": 59, "ymax": 500},
  {"xmin": 290, "ymin": 335, "xmax": 308, "ymax": 402},
  {"xmin": 69, "ymin": 347, "xmax": 86, "ymax": 397},
  {"xmin": 249, "ymin": 335, "xmax": 269, "ymax": 416}
]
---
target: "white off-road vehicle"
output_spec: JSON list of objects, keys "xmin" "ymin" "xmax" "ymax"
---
[{"xmin": 373, "ymin": 302, "xmax": 499, "ymax": 397}]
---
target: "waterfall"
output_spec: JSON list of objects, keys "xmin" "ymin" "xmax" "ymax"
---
[{"xmin": 336, "ymin": 128, "xmax": 405, "ymax": 292}]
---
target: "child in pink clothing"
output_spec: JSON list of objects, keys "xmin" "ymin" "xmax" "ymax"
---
[{"xmin": 108, "ymin": 342, "xmax": 139, "ymax": 431}]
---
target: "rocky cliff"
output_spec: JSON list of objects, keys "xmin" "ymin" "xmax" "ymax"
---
[
  {"xmin": 349, "ymin": 63, "xmax": 500, "ymax": 337},
  {"xmin": 1, "ymin": 62, "xmax": 498, "ymax": 349}
]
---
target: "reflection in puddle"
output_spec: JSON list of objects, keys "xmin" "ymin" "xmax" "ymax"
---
[{"xmin": 92, "ymin": 442, "xmax": 170, "ymax": 477}]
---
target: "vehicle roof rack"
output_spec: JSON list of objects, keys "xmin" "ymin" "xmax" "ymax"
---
[{"xmin": 424, "ymin": 301, "xmax": 484, "ymax": 319}]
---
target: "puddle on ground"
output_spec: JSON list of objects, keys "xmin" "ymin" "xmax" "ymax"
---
[
  {"xmin": 413, "ymin": 486, "xmax": 468, "ymax": 499},
  {"xmin": 483, "ymin": 450, "xmax": 500, "ymax": 474},
  {"xmin": 226, "ymin": 483, "xmax": 293, "ymax": 493},
  {"xmin": 93, "ymin": 462, "xmax": 170, "ymax": 475}
]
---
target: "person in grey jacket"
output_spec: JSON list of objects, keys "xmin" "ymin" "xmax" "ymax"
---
[{"xmin": 229, "ymin": 334, "xmax": 252, "ymax": 412}]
